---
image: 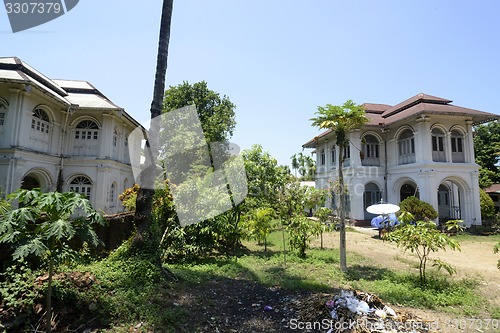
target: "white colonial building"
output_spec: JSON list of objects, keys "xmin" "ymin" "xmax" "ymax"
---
[
  {"xmin": 0, "ymin": 57, "xmax": 142, "ymax": 214},
  {"xmin": 303, "ymin": 93, "xmax": 499, "ymax": 227}
]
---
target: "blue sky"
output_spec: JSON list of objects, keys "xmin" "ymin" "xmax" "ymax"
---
[{"xmin": 3, "ymin": 0, "xmax": 500, "ymax": 167}]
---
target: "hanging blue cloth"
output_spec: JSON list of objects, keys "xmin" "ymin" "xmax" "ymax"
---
[{"xmin": 370, "ymin": 213, "xmax": 399, "ymax": 228}]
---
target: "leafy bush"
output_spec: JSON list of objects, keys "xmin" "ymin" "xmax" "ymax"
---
[
  {"xmin": 242, "ymin": 207, "xmax": 276, "ymax": 251},
  {"xmin": 384, "ymin": 213, "xmax": 460, "ymax": 284},
  {"xmin": 0, "ymin": 189, "xmax": 105, "ymax": 332},
  {"xmin": 399, "ymin": 196, "xmax": 438, "ymax": 221},
  {"xmin": 480, "ymin": 188, "xmax": 496, "ymax": 219},
  {"xmin": 287, "ymin": 215, "xmax": 319, "ymax": 258},
  {"xmin": 0, "ymin": 264, "xmax": 40, "ymax": 311}
]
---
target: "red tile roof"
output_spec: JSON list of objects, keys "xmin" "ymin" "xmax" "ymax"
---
[
  {"xmin": 484, "ymin": 184, "xmax": 500, "ymax": 193},
  {"xmin": 303, "ymin": 93, "xmax": 499, "ymax": 148}
]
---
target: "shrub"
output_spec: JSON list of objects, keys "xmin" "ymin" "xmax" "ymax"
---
[
  {"xmin": 480, "ymin": 188, "xmax": 496, "ymax": 219},
  {"xmin": 399, "ymin": 196, "xmax": 438, "ymax": 221},
  {"xmin": 384, "ymin": 213, "xmax": 460, "ymax": 285}
]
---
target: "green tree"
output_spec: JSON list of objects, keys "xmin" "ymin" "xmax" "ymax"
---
[
  {"xmin": 0, "ymin": 189, "xmax": 104, "ymax": 333},
  {"xmin": 163, "ymin": 81, "xmax": 236, "ymax": 143},
  {"xmin": 384, "ymin": 213, "xmax": 461, "ymax": 285},
  {"xmin": 276, "ymin": 181, "xmax": 320, "ymax": 258},
  {"xmin": 479, "ymin": 188, "xmax": 495, "ymax": 220},
  {"xmin": 290, "ymin": 152, "xmax": 316, "ymax": 181},
  {"xmin": 314, "ymin": 207, "xmax": 333, "ymax": 249},
  {"xmin": 291, "ymin": 154, "xmax": 300, "ymax": 178},
  {"xmin": 310, "ymin": 100, "xmax": 368, "ymax": 272},
  {"xmin": 304, "ymin": 186, "xmax": 328, "ymax": 214},
  {"xmin": 243, "ymin": 144, "xmax": 290, "ymax": 208},
  {"xmin": 244, "ymin": 207, "xmax": 275, "ymax": 252},
  {"xmin": 288, "ymin": 215, "xmax": 319, "ymax": 258},
  {"xmin": 474, "ymin": 122, "xmax": 500, "ymax": 187},
  {"xmin": 399, "ymin": 196, "xmax": 438, "ymax": 221},
  {"xmin": 133, "ymin": 0, "xmax": 174, "ymax": 262}
]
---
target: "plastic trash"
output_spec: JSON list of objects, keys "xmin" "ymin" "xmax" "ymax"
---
[
  {"xmin": 374, "ymin": 309, "xmax": 387, "ymax": 319},
  {"xmin": 263, "ymin": 305, "xmax": 273, "ymax": 311},
  {"xmin": 357, "ymin": 300, "xmax": 370, "ymax": 314},
  {"xmin": 325, "ymin": 300, "xmax": 335, "ymax": 309},
  {"xmin": 383, "ymin": 305, "xmax": 397, "ymax": 317}
]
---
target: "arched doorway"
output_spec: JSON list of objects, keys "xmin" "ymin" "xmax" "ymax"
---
[
  {"xmin": 438, "ymin": 180, "xmax": 462, "ymax": 222},
  {"xmin": 400, "ymin": 182, "xmax": 419, "ymax": 202},
  {"xmin": 21, "ymin": 175, "xmax": 40, "ymax": 190},
  {"xmin": 364, "ymin": 182, "xmax": 382, "ymax": 220},
  {"xmin": 437, "ymin": 184, "xmax": 451, "ymax": 220}
]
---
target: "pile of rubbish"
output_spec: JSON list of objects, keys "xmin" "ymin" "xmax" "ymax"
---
[{"xmin": 293, "ymin": 289, "xmax": 438, "ymax": 333}]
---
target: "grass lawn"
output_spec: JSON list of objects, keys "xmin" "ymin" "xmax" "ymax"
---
[{"xmin": 2, "ymin": 229, "xmax": 499, "ymax": 332}]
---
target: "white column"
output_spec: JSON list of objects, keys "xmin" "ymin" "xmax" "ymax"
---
[
  {"xmin": 465, "ymin": 120, "xmax": 474, "ymax": 163},
  {"xmin": 99, "ymin": 113, "xmax": 113, "ymax": 158},
  {"xmin": 417, "ymin": 170, "xmax": 438, "ymax": 222},
  {"xmin": 416, "ymin": 116, "xmax": 432, "ymax": 163}
]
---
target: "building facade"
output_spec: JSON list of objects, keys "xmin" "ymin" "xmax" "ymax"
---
[
  {"xmin": 0, "ymin": 57, "xmax": 142, "ymax": 214},
  {"xmin": 303, "ymin": 93, "xmax": 499, "ymax": 227}
]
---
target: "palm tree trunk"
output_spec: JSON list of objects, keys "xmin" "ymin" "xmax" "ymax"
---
[
  {"xmin": 133, "ymin": 0, "xmax": 174, "ymax": 251},
  {"xmin": 338, "ymin": 143, "xmax": 348, "ymax": 272}
]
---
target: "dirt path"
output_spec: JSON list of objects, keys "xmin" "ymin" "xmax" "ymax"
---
[{"xmin": 311, "ymin": 228, "xmax": 500, "ymax": 328}]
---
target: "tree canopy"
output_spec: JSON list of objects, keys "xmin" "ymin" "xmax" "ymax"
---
[
  {"xmin": 163, "ymin": 81, "xmax": 236, "ymax": 143},
  {"xmin": 474, "ymin": 121, "xmax": 500, "ymax": 188}
]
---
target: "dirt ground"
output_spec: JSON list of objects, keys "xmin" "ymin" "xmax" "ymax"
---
[
  {"xmin": 311, "ymin": 228, "xmax": 500, "ymax": 330},
  {"xmin": 163, "ymin": 229, "xmax": 500, "ymax": 333}
]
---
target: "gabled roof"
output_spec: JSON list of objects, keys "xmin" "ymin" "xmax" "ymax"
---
[
  {"xmin": 0, "ymin": 57, "xmax": 122, "ymax": 110},
  {"xmin": 381, "ymin": 93, "xmax": 451, "ymax": 118},
  {"xmin": 484, "ymin": 184, "xmax": 500, "ymax": 194},
  {"xmin": 0, "ymin": 57, "xmax": 143, "ymax": 130},
  {"xmin": 303, "ymin": 93, "xmax": 499, "ymax": 148},
  {"xmin": 53, "ymin": 79, "xmax": 122, "ymax": 110}
]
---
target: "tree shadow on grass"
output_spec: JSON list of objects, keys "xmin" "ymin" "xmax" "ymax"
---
[{"xmin": 345, "ymin": 264, "xmax": 396, "ymax": 282}]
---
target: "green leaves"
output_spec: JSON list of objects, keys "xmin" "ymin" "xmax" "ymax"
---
[
  {"xmin": 162, "ymin": 81, "xmax": 236, "ymax": 143},
  {"xmin": 0, "ymin": 189, "xmax": 104, "ymax": 262},
  {"xmin": 13, "ymin": 238, "xmax": 48, "ymax": 260},
  {"xmin": 384, "ymin": 220, "xmax": 461, "ymax": 284},
  {"xmin": 311, "ymin": 100, "xmax": 368, "ymax": 146}
]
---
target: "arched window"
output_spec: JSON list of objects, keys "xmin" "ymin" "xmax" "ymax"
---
[
  {"xmin": 124, "ymin": 178, "xmax": 129, "ymax": 192},
  {"xmin": 331, "ymin": 145, "xmax": 336, "ymax": 165},
  {"xmin": 450, "ymin": 130, "xmax": 465, "ymax": 163},
  {"xmin": 364, "ymin": 182, "xmax": 382, "ymax": 219},
  {"xmin": 0, "ymin": 100, "xmax": 7, "ymax": 141},
  {"xmin": 431, "ymin": 128, "xmax": 446, "ymax": 162},
  {"xmin": 362, "ymin": 135, "xmax": 380, "ymax": 166},
  {"xmin": 30, "ymin": 108, "xmax": 51, "ymax": 152},
  {"xmin": 109, "ymin": 182, "xmax": 117, "ymax": 207},
  {"xmin": 398, "ymin": 129, "xmax": 415, "ymax": 164},
  {"xmin": 113, "ymin": 128, "xmax": 118, "ymax": 147},
  {"xmin": 343, "ymin": 144, "xmax": 351, "ymax": 166},
  {"xmin": 320, "ymin": 148, "xmax": 325, "ymax": 165},
  {"xmin": 69, "ymin": 176, "xmax": 93, "ymax": 200},
  {"xmin": 75, "ymin": 120, "xmax": 99, "ymax": 140},
  {"xmin": 32, "ymin": 108, "xmax": 50, "ymax": 134},
  {"xmin": 74, "ymin": 120, "xmax": 100, "ymax": 156}
]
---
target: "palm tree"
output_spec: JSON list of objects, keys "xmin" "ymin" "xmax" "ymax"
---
[
  {"xmin": 310, "ymin": 100, "xmax": 367, "ymax": 272},
  {"xmin": 133, "ymin": 0, "xmax": 174, "ymax": 253},
  {"xmin": 291, "ymin": 154, "xmax": 299, "ymax": 178}
]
